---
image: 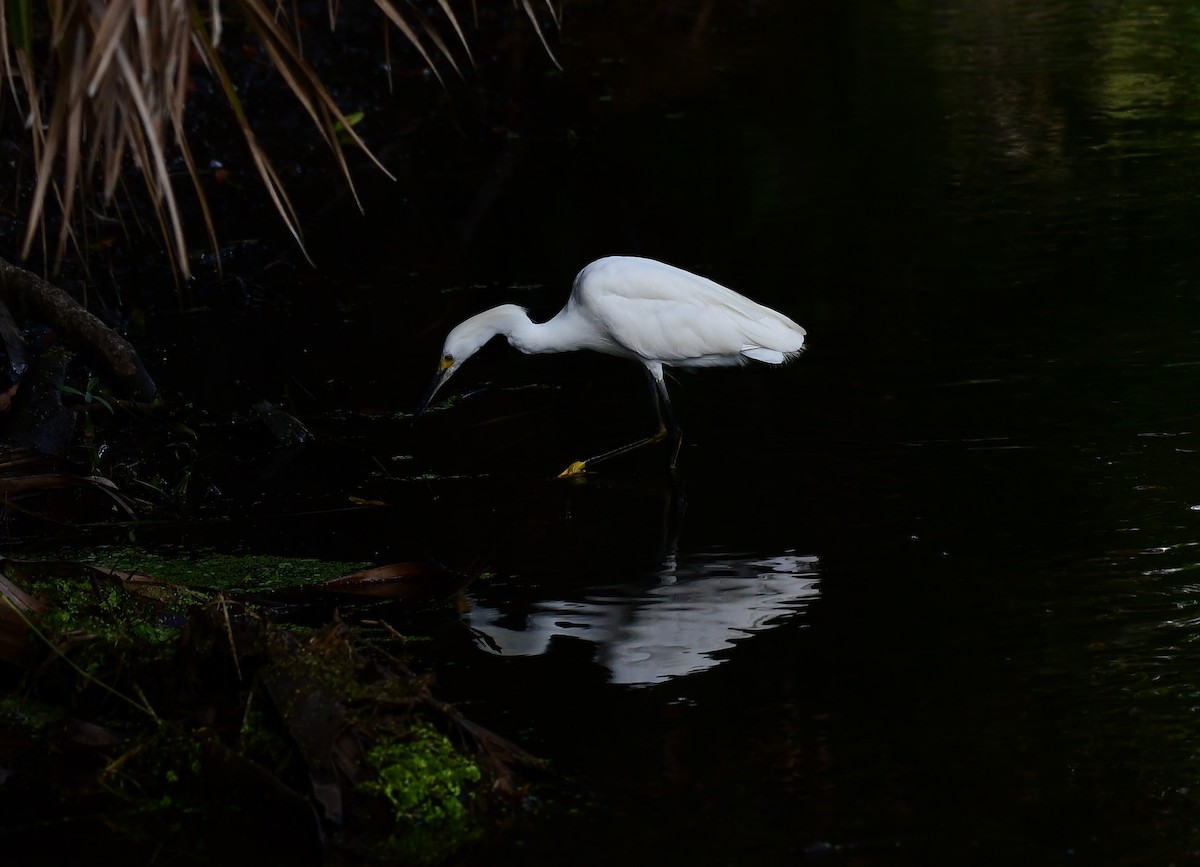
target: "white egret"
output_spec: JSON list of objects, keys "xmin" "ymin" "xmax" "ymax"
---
[{"xmin": 415, "ymin": 255, "xmax": 806, "ymax": 476}]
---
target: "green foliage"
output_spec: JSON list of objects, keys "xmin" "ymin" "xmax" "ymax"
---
[
  {"xmin": 5, "ymin": 0, "xmax": 30, "ymax": 52},
  {"xmin": 0, "ymin": 694, "xmax": 66, "ymax": 731},
  {"xmin": 362, "ymin": 721, "xmax": 485, "ymax": 863},
  {"xmin": 60, "ymin": 376, "xmax": 115, "ymax": 413},
  {"xmin": 35, "ymin": 574, "xmax": 184, "ymax": 647},
  {"xmin": 365, "ymin": 723, "xmax": 482, "ymax": 822},
  {"xmin": 2, "ymin": 554, "xmax": 523, "ymax": 864}
]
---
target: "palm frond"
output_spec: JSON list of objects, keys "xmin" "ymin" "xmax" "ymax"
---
[{"xmin": 0, "ymin": 0, "xmax": 562, "ymax": 278}]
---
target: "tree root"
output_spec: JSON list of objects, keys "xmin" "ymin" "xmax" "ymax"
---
[{"xmin": 0, "ymin": 256, "xmax": 158, "ymax": 402}]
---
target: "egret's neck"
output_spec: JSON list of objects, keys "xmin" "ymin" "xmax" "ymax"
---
[
  {"xmin": 497, "ymin": 305, "xmax": 592, "ymax": 355},
  {"xmin": 471, "ymin": 305, "xmax": 541, "ymax": 355}
]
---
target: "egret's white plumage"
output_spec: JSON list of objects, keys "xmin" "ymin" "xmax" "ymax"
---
[{"xmin": 416, "ymin": 255, "xmax": 806, "ymax": 475}]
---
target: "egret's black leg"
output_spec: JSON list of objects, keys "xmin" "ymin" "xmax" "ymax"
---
[
  {"xmin": 654, "ymin": 375, "xmax": 683, "ymax": 469},
  {"xmin": 558, "ymin": 366, "xmax": 679, "ymax": 476}
]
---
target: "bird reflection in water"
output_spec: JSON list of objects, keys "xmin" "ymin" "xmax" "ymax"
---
[{"xmin": 465, "ymin": 550, "xmax": 820, "ymax": 687}]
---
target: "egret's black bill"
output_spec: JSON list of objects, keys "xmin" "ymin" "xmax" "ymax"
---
[{"xmin": 413, "ymin": 369, "xmax": 447, "ymax": 418}]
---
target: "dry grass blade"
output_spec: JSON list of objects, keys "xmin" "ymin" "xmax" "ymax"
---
[
  {"xmin": 1, "ymin": 0, "xmax": 561, "ymax": 278},
  {"xmin": 518, "ymin": 0, "xmax": 562, "ymax": 70},
  {"xmin": 20, "ymin": 58, "xmax": 65, "ymax": 267},
  {"xmin": 540, "ymin": 0, "xmax": 562, "ymax": 29},
  {"xmin": 80, "ymin": 1, "xmax": 132, "ymax": 98},
  {"xmin": 0, "ymin": 466, "xmax": 140, "ymax": 518},
  {"xmin": 190, "ymin": 19, "xmax": 313, "ymax": 264},
  {"xmin": 113, "ymin": 45, "xmax": 190, "ymax": 275},
  {"xmin": 172, "ymin": 122, "xmax": 220, "ymax": 273},
  {"xmin": 431, "ymin": 0, "xmax": 474, "ymax": 66},
  {"xmin": 54, "ymin": 28, "xmax": 88, "ymax": 267},
  {"xmin": 13, "ymin": 0, "xmax": 201, "ymax": 276},
  {"xmin": 238, "ymin": 0, "xmax": 396, "ymax": 212},
  {"xmin": 372, "ymin": 0, "xmax": 456, "ymax": 84},
  {"xmin": 397, "ymin": 0, "xmax": 471, "ymax": 74},
  {"xmin": 209, "ymin": 0, "xmax": 223, "ymax": 45}
]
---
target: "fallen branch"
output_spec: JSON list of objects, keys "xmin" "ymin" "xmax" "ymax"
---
[{"xmin": 0, "ymin": 256, "xmax": 158, "ymax": 402}]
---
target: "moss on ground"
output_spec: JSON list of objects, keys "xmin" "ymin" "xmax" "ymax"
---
[
  {"xmin": 0, "ymin": 552, "xmax": 536, "ymax": 864},
  {"xmin": 78, "ymin": 547, "xmax": 370, "ymax": 592},
  {"xmin": 361, "ymin": 722, "xmax": 485, "ymax": 863}
]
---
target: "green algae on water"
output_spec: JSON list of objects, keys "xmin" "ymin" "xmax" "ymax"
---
[{"xmin": 79, "ymin": 548, "xmax": 370, "ymax": 593}]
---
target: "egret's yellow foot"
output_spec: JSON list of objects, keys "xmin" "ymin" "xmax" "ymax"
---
[{"xmin": 557, "ymin": 460, "xmax": 588, "ymax": 478}]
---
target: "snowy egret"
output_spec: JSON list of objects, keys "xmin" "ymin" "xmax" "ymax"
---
[{"xmin": 415, "ymin": 255, "xmax": 806, "ymax": 476}]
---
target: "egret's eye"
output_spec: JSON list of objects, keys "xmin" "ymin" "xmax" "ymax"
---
[{"xmin": 443, "ymin": 354, "xmax": 453, "ymax": 363}]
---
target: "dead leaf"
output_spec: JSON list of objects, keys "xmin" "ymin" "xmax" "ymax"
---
[{"xmin": 320, "ymin": 562, "xmax": 474, "ymax": 601}]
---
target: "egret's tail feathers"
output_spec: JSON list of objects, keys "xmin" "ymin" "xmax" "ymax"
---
[
  {"xmin": 741, "ymin": 345, "xmax": 804, "ymax": 365},
  {"xmin": 741, "ymin": 346, "xmax": 782, "ymax": 364}
]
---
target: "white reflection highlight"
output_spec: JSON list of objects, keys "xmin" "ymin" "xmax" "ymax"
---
[{"xmin": 465, "ymin": 550, "xmax": 820, "ymax": 686}]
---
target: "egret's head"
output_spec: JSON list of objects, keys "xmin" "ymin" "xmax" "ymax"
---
[{"xmin": 414, "ymin": 305, "xmax": 526, "ymax": 417}]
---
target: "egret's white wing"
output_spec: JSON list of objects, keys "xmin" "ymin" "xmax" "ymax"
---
[{"xmin": 573, "ymin": 257, "xmax": 805, "ymax": 366}]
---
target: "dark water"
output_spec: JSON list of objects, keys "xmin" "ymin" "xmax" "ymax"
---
[
  {"xmin": 228, "ymin": 7, "xmax": 1173, "ymax": 867},
  {"xmin": 39, "ymin": 0, "xmax": 1200, "ymax": 863},
  {"xmin": 381, "ymin": 3, "xmax": 1200, "ymax": 864},
  {"xmin": 302, "ymin": 2, "xmax": 1200, "ymax": 864}
]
